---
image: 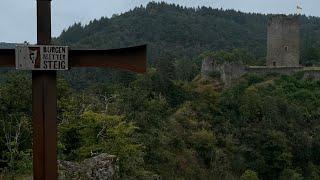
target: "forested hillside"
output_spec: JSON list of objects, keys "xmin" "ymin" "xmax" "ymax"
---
[
  {"xmin": 56, "ymin": 2, "xmax": 320, "ymax": 66},
  {"xmin": 0, "ymin": 43, "xmax": 15, "ymax": 48},
  {"xmin": 2, "ymin": 2, "xmax": 320, "ymax": 180}
]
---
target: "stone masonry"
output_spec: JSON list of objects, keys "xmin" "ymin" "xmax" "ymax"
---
[{"xmin": 266, "ymin": 15, "xmax": 300, "ymax": 67}]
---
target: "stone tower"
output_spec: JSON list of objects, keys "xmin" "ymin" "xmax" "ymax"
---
[{"xmin": 266, "ymin": 15, "xmax": 300, "ymax": 67}]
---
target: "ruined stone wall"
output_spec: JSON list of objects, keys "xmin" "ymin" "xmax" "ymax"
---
[
  {"xmin": 215, "ymin": 62, "xmax": 246, "ymax": 87},
  {"xmin": 302, "ymin": 69, "xmax": 320, "ymax": 81},
  {"xmin": 267, "ymin": 15, "xmax": 300, "ymax": 67},
  {"xmin": 201, "ymin": 57, "xmax": 246, "ymax": 87},
  {"xmin": 201, "ymin": 56, "xmax": 320, "ymax": 87},
  {"xmin": 247, "ymin": 66, "xmax": 303, "ymax": 75},
  {"xmin": 201, "ymin": 57, "xmax": 214, "ymax": 76}
]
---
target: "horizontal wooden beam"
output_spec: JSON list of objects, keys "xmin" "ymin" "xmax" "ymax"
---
[
  {"xmin": 0, "ymin": 49, "xmax": 15, "ymax": 67},
  {"xmin": 0, "ymin": 45, "xmax": 147, "ymax": 73},
  {"xmin": 69, "ymin": 45, "xmax": 147, "ymax": 73}
]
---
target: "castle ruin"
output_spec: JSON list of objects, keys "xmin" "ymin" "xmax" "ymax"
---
[{"xmin": 201, "ymin": 15, "xmax": 320, "ymax": 87}]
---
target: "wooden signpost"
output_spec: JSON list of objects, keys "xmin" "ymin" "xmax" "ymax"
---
[{"xmin": 0, "ymin": 0, "xmax": 147, "ymax": 179}]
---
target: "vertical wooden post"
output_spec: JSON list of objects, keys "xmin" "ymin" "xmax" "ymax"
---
[{"xmin": 33, "ymin": 0, "xmax": 57, "ymax": 179}]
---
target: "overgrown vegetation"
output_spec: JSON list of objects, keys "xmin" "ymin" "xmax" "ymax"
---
[{"xmin": 2, "ymin": 67, "xmax": 320, "ymax": 179}]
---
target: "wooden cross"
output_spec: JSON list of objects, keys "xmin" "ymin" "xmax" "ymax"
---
[{"xmin": 0, "ymin": 0, "xmax": 146, "ymax": 179}]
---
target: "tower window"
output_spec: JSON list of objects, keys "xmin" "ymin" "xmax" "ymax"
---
[{"xmin": 284, "ymin": 46, "xmax": 289, "ymax": 51}]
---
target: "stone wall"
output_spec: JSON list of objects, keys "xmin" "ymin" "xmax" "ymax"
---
[
  {"xmin": 266, "ymin": 15, "xmax": 300, "ymax": 67},
  {"xmin": 200, "ymin": 56, "xmax": 320, "ymax": 87},
  {"xmin": 215, "ymin": 62, "xmax": 246, "ymax": 87},
  {"xmin": 201, "ymin": 60, "xmax": 320, "ymax": 89},
  {"xmin": 201, "ymin": 57, "xmax": 246, "ymax": 87},
  {"xmin": 247, "ymin": 66, "xmax": 304, "ymax": 75},
  {"xmin": 303, "ymin": 70, "xmax": 320, "ymax": 81},
  {"xmin": 201, "ymin": 57, "xmax": 214, "ymax": 76}
]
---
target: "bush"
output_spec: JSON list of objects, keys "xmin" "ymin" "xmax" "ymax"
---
[
  {"xmin": 279, "ymin": 169, "xmax": 303, "ymax": 180},
  {"xmin": 240, "ymin": 170, "xmax": 259, "ymax": 180}
]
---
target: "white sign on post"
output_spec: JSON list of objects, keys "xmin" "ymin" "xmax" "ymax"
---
[{"xmin": 15, "ymin": 45, "xmax": 69, "ymax": 70}]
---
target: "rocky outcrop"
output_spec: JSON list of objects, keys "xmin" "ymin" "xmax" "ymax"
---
[{"xmin": 59, "ymin": 153, "xmax": 118, "ymax": 180}]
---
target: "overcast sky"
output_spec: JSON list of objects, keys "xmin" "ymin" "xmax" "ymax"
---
[{"xmin": 0, "ymin": 0, "xmax": 319, "ymax": 43}]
